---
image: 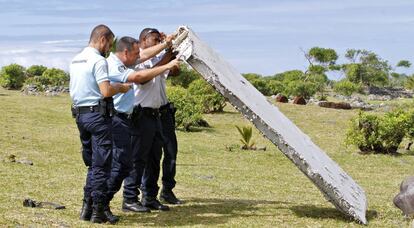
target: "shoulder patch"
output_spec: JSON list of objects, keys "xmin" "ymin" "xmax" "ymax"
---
[{"xmin": 118, "ymin": 65, "xmax": 127, "ymax": 72}]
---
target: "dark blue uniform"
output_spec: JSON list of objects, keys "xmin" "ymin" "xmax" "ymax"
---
[
  {"xmin": 69, "ymin": 47, "xmax": 113, "ymax": 206},
  {"xmin": 123, "ymin": 107, "xmax": 164, "ymax": 200},
  {"xmin": 160, "ymin": 103, "xmax": 178, "ymax": 191},
  {"xmin": 122, "ymin": 54, "xmax": 170, "ymax": 210},
  {"xmin": 105, "ymin": 53, "xmax": 135, "ymax": 203}
]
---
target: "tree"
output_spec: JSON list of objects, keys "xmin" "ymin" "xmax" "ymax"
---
[
  {"xmin": 243, "ymin": 73, "xmax": 261, "ymax": 81},
  {"xmin": 405, "ymin": 76, "xmax": 414, "ymax": 90},
  {"xmin": 109, "ymin": 37, "xmax": 118, "ymax": 54},
  {"xmin": 307, "ymin": 47, "xmax": 338, "ymax": 67},
  {"xmin": 0, "ymin": 63, "xmax": 26, "ymax": 89},
  {"xmin": 342, "ymin": 49, "xmax": 391, "ymax": 87},
  {"xmin": 397, "ymin": 60, "xmax": 411, "ymax": 68}
]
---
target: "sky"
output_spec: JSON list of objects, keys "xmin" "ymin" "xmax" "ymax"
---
[{"xmin": 0, "ymin": 0, "xmax": 413, "ymax": 79}]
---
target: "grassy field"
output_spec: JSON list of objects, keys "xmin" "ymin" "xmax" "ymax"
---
[{"xmin": 0, "ymin": 87, "xmax": 413, "ymax": 227}]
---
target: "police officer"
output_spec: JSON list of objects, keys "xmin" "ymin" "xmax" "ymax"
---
[
  {"xmin": 143, "ymin": 31, "xmax": 183, "ymax": 205},
  {"xmin": 123, "ymin": 28, "xmax": 178, "ymax": 211},
  {"xmin": 105, "ymin": 36, "xmax": 180, "ymax": 213},
  {"xmin": 69, "ymin": 24, "xmax": 131, "ymax": 224}
]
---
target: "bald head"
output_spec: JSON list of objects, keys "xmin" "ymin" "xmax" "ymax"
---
[{"xmin": 89, "ymin": 24, "xmax": 114, "ymax": 44}]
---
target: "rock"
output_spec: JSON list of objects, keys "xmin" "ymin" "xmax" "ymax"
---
[
  {"xmin": 3, "ymin": 154, "xmax": 33, "ymax": 165},
  {"xmin": 318, "ymin": 101, "xmax": 352, "ymax": 110},
  {"xmin": 367, "ymin": 86, "xmax": 414, "ymax": 99},
  {"xmin": 394, "ymin": 176, "xmax": 414, "ymax": 216},
  {"xmin": 293, "ymin": 96, "xmax": 306, "ymax": 105},
  {"xmin": 307, "ymin": 97, "xmax": 319, "ymax": 105},
  {"xmin": 17, "ymin": 159, "xmax": 33, "ymax": 166},
  {"xmin": 275, "ymin": 94, "xmax": 288, "ymax": 103}
]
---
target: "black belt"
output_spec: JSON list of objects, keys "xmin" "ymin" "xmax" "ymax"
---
[
  {"xmin": 140, "ymin": 107, "xmax": 160, "ymax": 117},
  {"xmin": 76, "ymin": 106, "xmax": 100, "ymax": 114},
  {"xmin": 116, "ymin": 112, "xmax": 132, "ymax": 119}
]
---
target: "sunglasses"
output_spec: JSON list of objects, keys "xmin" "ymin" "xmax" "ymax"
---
[{"xmin": 143, "ymin": 28, "xmax": 160, "ymax": 38}]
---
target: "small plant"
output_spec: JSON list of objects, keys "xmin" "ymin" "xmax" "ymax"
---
[
  {"xmin": 333, "ymin": 80, "xmax": 360, "ymax": 96},
  {"xmin": 345, "ymin": 109, "xmax": 412, "ymax": 154},
  {"xmin": 235, "ymin": 125, "xmax": 256, "ymax": 150}
]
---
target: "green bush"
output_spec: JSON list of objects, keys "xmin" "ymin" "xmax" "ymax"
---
[
  {"xmin": 169, "ymin": 65, "xmax": 200, "ymax": 88},
  {"xmin": 188, "ymin": 79, "xmax": 226, "ymax": 113},
  {"xmin": 250, "ymin": 78, "xmax": 272, "ymax": 96},
  {"xmin": 267, "ymin": 80, "xmax": 284, "ymax": 95},
  {"xmin": 333, "ymin": 80, "xmax": 360, "ymax": 96},
  {"xmin": 345, "ymin": 110, "xmax": 411, "ymax": 154},
  {"xmin": 167, "ymin": 86, "xmax": 204, "ymax": 131},
  {"xmin": 24, "ymin": 76, "xmax": 45, "ymax": 91},
  {"xmin": 40, "ymin": 68, "xmax": 69, "ymax": 86},
  {"xmin": 283, "ymin": 80, "xmax": 317, "ymax": 99},
  {"xmin": 0, "ymin": 64, "xmax": 26, "ymax": 89},
  {"xmin": 26, "ymin": 65, "xmax": 47, "ymax": 77}
]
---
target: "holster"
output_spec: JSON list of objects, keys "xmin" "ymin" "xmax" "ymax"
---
[
  {"xmin": 99, "ymin": 97, "xmax": 115, "ymax": 118},
  {"xmin": 131, "ymin": 106, "xmax": 143, "ymax": 127},
  {"xmin": 71, "ymin": 105, "xmax": 77, "ymax": 118}
]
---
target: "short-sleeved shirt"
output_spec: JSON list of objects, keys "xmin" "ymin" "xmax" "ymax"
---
[
  {"xmin": 107, "ymin": 53, "xmax": 134, "ymax": 114},
  {"xmin": 134, "ymin": 51, "xmax": 169, "ymax": 109},
  {"xmin": 69, "ymin": 47, "xmax": 109, "ymax": 106}
]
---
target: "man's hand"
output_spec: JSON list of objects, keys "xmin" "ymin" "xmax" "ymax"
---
[
  {"xmin": 165, "ymin": 33, "xmax": 177, "ymax": 47},
  {"xmin": 166, "ymin": 59, "xmax": 181, "ymax": 71}
]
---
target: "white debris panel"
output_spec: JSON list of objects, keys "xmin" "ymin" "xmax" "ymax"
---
[{"xmin": 173, "ymin": 26, "xmax": 368, "ymax": 224}]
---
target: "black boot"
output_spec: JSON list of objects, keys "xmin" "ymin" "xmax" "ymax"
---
[
  {"xmin": 79, "ymin": 197, "xmax": 92, "ymax": 221},
  {"xmin": 104, "ymin": 205, "xmax": 119, "ymax": 224},
  {"xmin": 122, "ymin": 199, "xmax": 151, "ymax": 213},
  {"xmin": 160, "ymin": 189, "xmax": 183, "ymax": 205},
  {"xmin": 142, "ymin": 197, "xmax": 170, "ymax": 211},
  {"xmin": 90, "ymin": 203, "xmax": 107, "ymax": 224}
]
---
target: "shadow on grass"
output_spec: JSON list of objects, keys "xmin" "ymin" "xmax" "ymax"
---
[
  {"xmin": 120, "ymin": 197, "xmax": 291, "ymax": 226},
  {"xmin": 177, "ymin": 127, "xmax": 216, "ymax": 133},
  {"xmin": 290, "ymin": 204, "xmax": 377, "ymax": 223},
  {"xmin": 0, "ymin": 93, "xmax": 9, "ymax": 96},
  {"xmin": 207, "ymin": 110, "xmax": 238, "ymax": 115}
]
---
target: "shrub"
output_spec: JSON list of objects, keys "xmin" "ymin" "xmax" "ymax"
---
[
  {"xmin": 169, "ymin": 65, "xmax": 199, "ymax": 88},
  {"xmin": 40, "ymin": 68, "xmax": 69, "ymax": 86},
  {"xmin": 26, "ymin": 65, "xmax": 47, "ymax": 77},
  {"xmin": 167, "ymin": 86, "xmax": 203, "ymax": 131},
  {"xmin": 267, "ymin": 80, "xmax": 284, "ymax": 95},
  {"xmin": 333, "ymin": 80, "xmax": 360, "ymax": 96},
  {"xmin": 250, "ymin": 78, "xmax": 272, "ymax": 96},
  {"xmin": 188, "ymin": 79, "xmax": 226, "ymax": 113},
  {"xmin": 346, "ymin": 110, "xmax": 411, "ymax": 154},
  {"xmin": 283, "ymin": 80, "xmax": 317, "ymax": 99},
  {"xmin": 0, "ymin": 64, "xmax": 26, "ymax": 89}
]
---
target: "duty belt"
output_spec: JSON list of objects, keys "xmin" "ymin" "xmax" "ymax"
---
[
  {"xmin": 141, "ymin": 107, "xmax": 160, "ymax": 117},
  {"xmin": 73, "ymin": 105, "xmax": 100, "ymax": 114},
  {"xmin": 116, "ymin": 112, "xmax": 132, "ymax": 119}
]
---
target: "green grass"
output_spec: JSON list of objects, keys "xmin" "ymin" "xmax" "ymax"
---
[{"xmin": 0, "ymin": 87, "xmax": 413, "ymax": 227}]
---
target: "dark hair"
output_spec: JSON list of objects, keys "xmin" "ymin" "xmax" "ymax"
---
[
  {"xmin": 116, "ymin": 36, "xmax": 138, "ymax": 52},
  {"xmin": 139, "ymin": 28, "xmax": 160, "ymax": 42},
  {"xmin": 89, "ymin": 24, "xmax": 114, "ymax": 43}
]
